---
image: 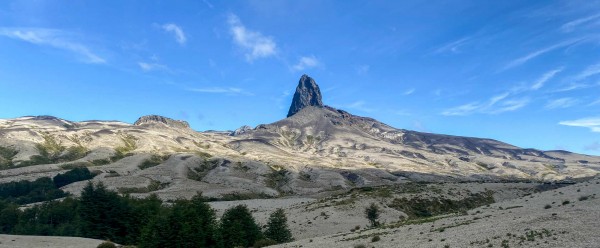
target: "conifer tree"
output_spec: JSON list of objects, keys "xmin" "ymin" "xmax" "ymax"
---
[
  {"xmin": 219, "ymin": 204, "xmax": 262, "ymax": 247},
  {"xmin": 264, "ymin": 208, "xmax": 293, "ymax": 243},
  {"xmin": 365, "ymin": 203, "xmax": 380, "ymax": 227}
]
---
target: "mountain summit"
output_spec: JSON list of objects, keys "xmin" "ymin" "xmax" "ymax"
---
[
  {"xmin": 134, "ymin": 115, "xmax": 190, "ymax": 129},
  {"xmin": 287, "ymin": 74, "xmax": 324, "ymax": 117}
]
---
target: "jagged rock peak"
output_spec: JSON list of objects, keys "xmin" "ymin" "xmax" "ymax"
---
[
  {"xmin": 134, "ymin": 115, "xmax": 190, "ymax": 129},
  {"xmin": 230, "ymin": 125, "xmax": 253, "ymax": 136},
  {"xmin": 287, "ymin": 74, "xmax": 324, "ymax": 117}
]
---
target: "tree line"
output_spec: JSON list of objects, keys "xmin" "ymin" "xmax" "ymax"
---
[
  {"xmin": 0, "ymin": 167, "xmax": 94, "ymax": 205},
  {"xmin": 0, "ymin": 181, "xmax": 293, "ymax": 248}
]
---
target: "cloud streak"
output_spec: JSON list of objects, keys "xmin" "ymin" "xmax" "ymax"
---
[
  {"xmin": 161, "ymin": 23, "xmax": 186, "ymax": 45},
  {"xmin": 227, "ymin": 14, "xmax": 276, "ymax": 62},
  {"xmin": 531, "ymin": 67, "xmax": 562, "ymax": 90},
  {"xmin": 402, "ymin": 88, "xmax": 416, "ymax": 96},
  {"xmin": 138, "ymin": 62, "xmax": 168, "ymax": 72},
  {"xmin": 292, "ymin": 55, "xmax": 319, "ymax": 71},
  {"xmin": 442, "ymin": 92, "xmax": 529, "ymax": 116},
  {"xmin": 545, "ymin": 97, "xmax": 579, "ymax": 109},
  {"xmin": 186, "ymin": 87, "xmax": 252, "ymax": 95},
  {"xmin": 559, "ymin": 117, "xmax": 600, "ymax": 133},
  {"xmin": 345, "ymin": 100, "xmax": 374, "ymax": 113},
  {"xmin": 502, "ymin": 38, "xmax": 584, "ymax": 71},
  {"xmin": 574, "ymin": 63, "xmax": 600, "ymax": 81},
  {"xmin": 561, "ymin": 14, "xmax": 600, "ymax": 32},
  {"xmin": 0, "ymin": 27, "xmax": 105, "ymax": 64},
  {"xmin": 434, "ymin": 36, "xmax": 471, "ymax": 54}
]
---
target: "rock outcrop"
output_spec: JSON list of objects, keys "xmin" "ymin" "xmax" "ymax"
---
[
  {"xmin": 230, "ymin": 125, "xmax": 253, "ymax": 136},
  {"xmin": 134, "ymin": 115, "xmax": 190, "ymax": 129},
  {"xmin": 287, "ymin": 74, "xmax": 324, "ymax": 117}
]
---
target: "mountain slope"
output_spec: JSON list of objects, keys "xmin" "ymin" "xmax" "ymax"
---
[{"xmin": 0, "ymin": 75, "xmax": 599, "ymax": 198}]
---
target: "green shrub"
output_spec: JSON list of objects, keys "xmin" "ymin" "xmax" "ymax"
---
[
  {"xmin": 0, "ymin": 146, "xmax": 18, "ymax": 169},
  {"xmin": 372, "ymin": 235, "xmax": 381, "ymax": 242},
  {"xmin": 96, "ymin": 241, "xmax": 117, "ymax": 248},
  {"xmin": 91, "ymin": 159, "xmax": 111, "ymax": 166},
  {"xmin": 365, "ymin": 203, "xmax": 380, "ymax": 227},
  {"xmin": 253, "ymin": 238, "xmax": 278, "ymax": 248},
  {"xmin": 138, "ymin": 154, "xmax": 169, "ymax": 170},
  {"xmin": 53, "ymin": 167, "xmax": 95, "ymax": 188},
  {"xmin": 544, "ymin": 204, "xmax": 552, "ymax": 209},
  {"xmin": 388, "ymin": 191, "xmax": 495, "ymax": 218}
]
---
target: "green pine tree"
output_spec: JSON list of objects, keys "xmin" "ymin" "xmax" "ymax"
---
[
  {"xmin": 264, "ymin": 208, "xmax": 293, "ymax": 243},
  {"xmin": 365, "ymin": 203, "xmax": 380, "ymax": 227},
  {"xmin": 219, "ymin": 204, "xmax": 262, "ymax": 247}
]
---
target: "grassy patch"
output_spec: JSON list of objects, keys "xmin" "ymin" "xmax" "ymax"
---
[
  {"xmin": 18, "ymin": 133, "xmax": 90, "ymax": 167},
  {"xmin": 0, "ymin": 146, "xmax": 18, "ymax": 169},
  {"xmin": 204, "ymin": 192, "xmax": 273, "ymax": 201},
  {"xmin": 118, "ymin": 180, "xmax": 168, "ymax": 194},
  {"xmin": 187, "ymin": 159, "xmax": 219, "ymax": 181},
  {"xmin": 386, "ymin": 214, "xmax": 456, "ymax": 229},
  {"xmin": 266, "ymin": 166, "xmax": 290, "ymax": 193},
  {"xmin": 138, "ymin": 154, "xmax": 170, "ymax": 170},
  {"xmin": 430, "ymin": 220, "xmax": 474, "ymax": 232},
  {"xmin": 91, "ymin": 159, "xmax": 111, "ymax": 166},
  {"xmin": 388, "ymin": 190, "xmax": 495, "ymax": 218},
  {"xmin": 110, "ymin": 134, "xmax": 137, "ymax": 162}
]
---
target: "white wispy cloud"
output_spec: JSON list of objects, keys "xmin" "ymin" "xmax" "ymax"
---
[
  {"xmin": 434, "ymin": 36, "xmax": 471, "ymax": 54},
  {"xmin": 161, "ymin": 23, "xmax": 186, "ymax": 45},
  {"xmin": 186, "ymin": 87, "xmax": 252, "ymax": 95},
  {"xmin": 442, "ymin": 92, "xmax": 528, "ymax": 116},
  {"xmin": 559, "ymin": 117, "xmax": 600, "ymax": 132},
  {"xmin": 545, "ymin": 97, "xmax": 579, "ymax": 109},
  {"xmin": 552, "ymin": 82, "xmax": 593, "ymax": 92},
  {"xmin": 402, "ymin": 88, "xmax": 416, "ymax": 96},
  {"xmin": 227, "ymin": 14, "xmax": 276, "ymax": 62},
  {"xmin": 292, "ymin": 55, "xmax": 319, "ymax": 71},
  {"xmin": 442, "ymin": 102, "xmax": 480, "ymax": 116},
  {"xmin": 0, "ymin": 27, "xmax": 105, "ymax": 64},
  {"xmin": 574, "ymin": 63, "xmax": 600, "ymax": 81},
  {"xmin": 346, "ymin": 100, "xmax": 374, "ymax": 113},
  {"xmin": 588, "ymin": 98, "xmax": 600, "ymax": 106},
  {"xmin": 202, "ymin": 0, "xmax": 214, "ymax": 9},
  {"xmin": 502, "ymin": 38, "xmax": 584, "ymax": 70},
  {"xmin": 490, "ymin": 98, "xmax": 530, "ymax": 114},
  {"xmin": 561, "ymin": 14, "xmax": 600, "ymax": 32},
  {"xmin": 531, "ymin": 67, "xmax": 563, "ymax": 90},
  {"xmin": 138, "ymin": 62, "xmax": 168, "ymax": 72},
  {"xmin": 356, "ymin": 65, "xmax": 370, "ymax": 75}
]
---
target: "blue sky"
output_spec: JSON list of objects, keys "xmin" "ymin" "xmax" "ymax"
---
[{"xmin": 0, "ymin": 1, "xmax": 599, "ymax": 155}]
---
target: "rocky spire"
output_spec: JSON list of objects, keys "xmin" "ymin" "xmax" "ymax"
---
[
  {"xmin": 287, "ymin": 74, "xmax": 324, "ymax": 117},
  {"xmin": 134, "ymin": 115, "xmax": 190, "ymax": 129}
]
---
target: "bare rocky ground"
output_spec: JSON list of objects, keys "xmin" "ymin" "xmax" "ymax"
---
[
  {"xmin": 0, "ymin": 234, "xmax": 106, "ymax": 248},
  {"xmin": 1, "ymin": 178, "xmax": 598, "ymax": 247},
  {"xmin": 273, "ymin": 177, "xmax": 600, "ymax": 248}
]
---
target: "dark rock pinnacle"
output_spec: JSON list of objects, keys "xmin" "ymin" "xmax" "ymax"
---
[{"xmin": 287, "ymin": 74, "xmax": 324, "ymax": 117}]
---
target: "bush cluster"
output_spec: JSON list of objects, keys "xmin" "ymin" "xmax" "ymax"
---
[{"xmin": 0, "ymin": 182, "xmax": 293, "ymax": 248}]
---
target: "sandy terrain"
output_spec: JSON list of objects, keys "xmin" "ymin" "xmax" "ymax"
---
[
  {"xmin": 0, "ymin": 234, "xmax": 107, "ymax": 248},
  {"xmin": 274, "ymin": 177, "xmax": 600, "ymax": 248}
]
